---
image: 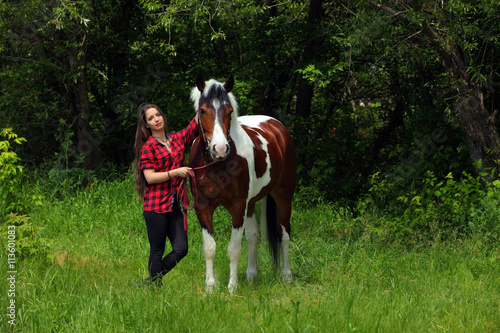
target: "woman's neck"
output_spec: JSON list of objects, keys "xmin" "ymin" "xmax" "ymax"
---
[{"xmin": 151, "ymin": 129, "xmax": 166, "ymax": 141}]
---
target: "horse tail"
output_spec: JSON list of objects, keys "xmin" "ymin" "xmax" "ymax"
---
[{"xmin": 264, "ymin": 194, "xmax": 280, "ymax": 270}]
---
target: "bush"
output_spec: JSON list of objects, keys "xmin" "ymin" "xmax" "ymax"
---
[
  {"xmin": 1, "ymin": 128, "xmax": 53, "ymax": 261},
  {"xmin": 0, "ymin": 213, "xmax": 54, "ymax": 261},
  {"xmin": 468, "ymin": 182, "xmax": 500, "ymax": 243},
  {"xmin": 360, "ymin": 170, "xmax": 492, "ymax": 243},
  {"xmin": 0, "ymin": 128, "xmax": 39, "ymax": 221}
]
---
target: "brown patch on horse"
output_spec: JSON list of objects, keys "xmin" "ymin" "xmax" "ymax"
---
[{"xmin": 242, "ymin": 125, "xmax": 268, "ymax": 179}]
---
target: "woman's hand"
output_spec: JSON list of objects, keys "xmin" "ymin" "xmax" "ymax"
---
[
  {"xmin": 173, "ymin": 167, "xmax": 192, "ymax": 179},
  {"xmin": 143, "ymin": 167, "xmax": 192, "ymax": 184}
]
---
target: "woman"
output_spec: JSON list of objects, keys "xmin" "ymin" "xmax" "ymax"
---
[{"xmin": 133, "ymin": 103, "xmax": 198, "ymax": 286}]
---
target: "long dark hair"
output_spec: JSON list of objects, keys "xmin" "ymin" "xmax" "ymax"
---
[{"xmin": 133, "ymin": 103, "xmax": 168, "ymax": 202}]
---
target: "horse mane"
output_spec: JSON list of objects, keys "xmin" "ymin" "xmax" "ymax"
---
[{"xmin": 190, "ymin": 79, "xmax": 240, "ymax": 131}]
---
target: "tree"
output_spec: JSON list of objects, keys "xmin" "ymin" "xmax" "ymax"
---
[
  {"xmin": 370, "ymin": 0, "xmax": 500, "ymax": 180},
  {"xmin": 1, "ymin": 0, "xmax": 100, "ymax": 169}
]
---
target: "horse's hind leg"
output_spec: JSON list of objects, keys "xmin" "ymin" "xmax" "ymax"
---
[
  {"xmin": 227, "ymin": 226, "xmax": 244, "ymax": 293},
  {"xmin": 245, "ymin": 211, "xmax": 258, "ymax": 281},
  {"xmin": 280, "ymin": 222, "xmax": 292, "ymax": 282},
  {"xmin": 274, "ymin": 193, "xmax": 293, "ymax": 282}
]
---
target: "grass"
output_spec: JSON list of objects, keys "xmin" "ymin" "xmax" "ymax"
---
[{"xmin": 1, "ymin": 176, "xmax": 499, "ymax": 332}]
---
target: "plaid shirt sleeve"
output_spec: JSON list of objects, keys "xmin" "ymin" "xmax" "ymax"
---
[
  {"xmin": 140, "ymin": 142, "xmax": 156, "ymax": 171},
  {"xmin": 140, "ymin": 117, "xmax": 198, "ymax": 214},
  {"xmin": 170, "ymin": 116, "xmax": 198, "ymax": 149}
]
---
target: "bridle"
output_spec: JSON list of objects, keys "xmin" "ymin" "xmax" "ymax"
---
[
  {"xmin": 197, "ymin": 108, "xmax": 210, "ymax": 155},
  {"xmin": 196, "ymin": 108, "xmax": 232, "ymax": 156},
  {"xmin": 177, "ymin": 108, "xmax": 232, "ymax": 235}
]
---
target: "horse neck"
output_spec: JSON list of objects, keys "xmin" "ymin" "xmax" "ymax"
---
[{"xmin": 230, "ymin": 115, "xmax": 244, "ymax": 140}]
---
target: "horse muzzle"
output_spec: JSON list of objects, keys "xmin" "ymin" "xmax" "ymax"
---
[{"xmin": 211, "ymin": 143, "xmax": 230, "ymax": 161}]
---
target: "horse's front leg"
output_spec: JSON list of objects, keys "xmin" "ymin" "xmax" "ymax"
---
[
  {"xmin": 197, "ymin": 208, "xmax": 217, "ymax": 291},
  {"xmin": 203, "ymin": 229, "xmax": 217, "ymax": 290},
  {"xmin": 227, "ymin": 204, "xmax": 246, "ymax": 293}
]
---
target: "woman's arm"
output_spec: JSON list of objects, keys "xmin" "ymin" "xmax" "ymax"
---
[{"xmin": 143, "ymin": 167, "xmax": 192, "ymax": 184}]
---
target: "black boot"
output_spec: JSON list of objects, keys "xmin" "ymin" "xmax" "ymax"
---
[
  {"xmin": 135, "ymin": 277, "xmax": 150, "ymax": 287},
  {"xmin": 135, "ymin": 277, "xmax": 162, "ymax": 287}
]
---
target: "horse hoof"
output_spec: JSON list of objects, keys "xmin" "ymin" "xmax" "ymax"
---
[
  {"xmin": 281, "ymin": 272, "xmax": 293, "ymax": 283},
  {"xmin": 246, "ymin": 269, "xmax": 257, "ymax": 282},
  {"xmin": 228, "ymin": 282, "xmax": 238, "ymax": 294},
  {"xmin": 205, "ymin": 281, "xmax": 217, "ymax": 292}
]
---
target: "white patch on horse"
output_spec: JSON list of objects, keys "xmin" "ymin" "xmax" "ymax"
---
[
  {"xmin": 239, "ymin": 115, "xmax": 277, "ymax": 126},
  {"xmin": 245, "ymin": 212, "xmax": 259, "ymax": 281},
  {"xmin": 237, "ymin": 116, "xmax": 273, "ymax": 199},
  {"xmin": 212, "ymin": 98, "xmax": 234, "ymax": 159},
  {"xmin": 280, "ymin": 224, "xmax": 292, "ymax": 282},
  {"xmin": 202, "ymin": 229, "xmax": 217, "ymax": 290},
  {"xmin": 248, "ymin": 129, "xmax": 272, "ymax": 198},
  {"xmin": 227, "ymin": 226, "xmax": 244, "ymax": 293}
]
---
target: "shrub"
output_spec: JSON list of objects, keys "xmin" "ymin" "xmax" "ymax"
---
[
  {"xmin": 0, "ymin": 128, "xmax": 28, "ymax": 220},
  {"xmin": 0, "ymin": 213, "xmax": 54, "ymax": 261},
  {"xmin": 361, "ymin": 170, "xmax": 492, "ymax": 243},
  {"xmin": 1, "ymin": 128, "xmax": 52, "ymax": 261},
  {"xmin": 468, "ymin": 181, "xmax": 500, "ymax": 243}
]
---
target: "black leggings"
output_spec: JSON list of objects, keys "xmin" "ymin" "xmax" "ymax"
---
[{"xmin": 143, "ymin": 203, "xmax": 188, "ymax": 282}]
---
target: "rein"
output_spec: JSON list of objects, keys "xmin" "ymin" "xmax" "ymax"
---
[
  {"xmin": 177, "ymin": 114, "xmax": 217, "ymax": 235},
  {"xmin": 178, "ymin": 108, "xmax": 231, "ymax": 234},
  {"xmin": 177, "ymin": 162, "xmax": 215, "ymax": 235}
]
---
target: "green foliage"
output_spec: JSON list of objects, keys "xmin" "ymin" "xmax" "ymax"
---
[
  {"xmin": 362, "ymin": 169, "xmax": 496, "ymax": 243},
  {"xmin": 1, "ymin": 0, "xmax": 500, "ymax": 208},
  {"xmin": 38, "ymin": 119, "xmax": 99, "ymax": 196},
  {"xmin": 0, "ymin": 213, "xmax": 54, "ymax": 261},
  {"xmin": 468, "ymin": 182, "xmax": 500, "ymax": 243},
  {"xmin": 1, "ymin": 128, "xmax": 51, "ymax": 261},
  {"xmin": 0, "ymin": 128, "xmax": 28, "ymax": 220}
]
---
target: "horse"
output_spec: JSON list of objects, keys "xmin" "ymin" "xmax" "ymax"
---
[{"xmin": 187, "ymin": 75, "xmax": 297, "ymax": 293}]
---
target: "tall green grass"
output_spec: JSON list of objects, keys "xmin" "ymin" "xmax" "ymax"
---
[{"xmin": 1, "ymin": 177, "xmax": 499, "ymax": 332}]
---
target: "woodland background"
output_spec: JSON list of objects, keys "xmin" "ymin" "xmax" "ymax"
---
[
  {"xmin": 1, "ymin": 0, "xmax": 500, "ymax": 241},
  {"xmin": 1, "ymin": 2, "xmax": 500, "ymax": 331}
]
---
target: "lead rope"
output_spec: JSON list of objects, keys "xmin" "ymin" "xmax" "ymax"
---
[
  {"xmin": 177, "ymin": 110, "xmax": 214, "ymax": 235},
  {"xmin": 177, "ymin": 162, "xmax": 215, "ymax": 235}
]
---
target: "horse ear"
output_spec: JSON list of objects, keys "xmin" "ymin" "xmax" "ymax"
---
[
  {"xmin": 224, "ymin": 75, "xmax": 234, "ymax": 93},
  {"xmin": 196, "ymin": 74, "xmax": 205, "ymax": 92}
]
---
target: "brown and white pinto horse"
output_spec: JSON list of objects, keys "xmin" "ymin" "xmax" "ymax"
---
[{"xmin": 188, "ymin": 75, "xmax": 296, "ymax": 293}]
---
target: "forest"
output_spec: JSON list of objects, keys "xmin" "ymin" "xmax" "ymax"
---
[
  {"xmin": 2, "ymin": 0, "xmax": 500, "ymax": 242},
  {"xmin": 1, "ymin": 1, "xmax": 500, "ymax": 331}
]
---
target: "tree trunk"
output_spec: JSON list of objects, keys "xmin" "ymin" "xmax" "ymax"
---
[
  {"xmin": 457, "ymin": 88, "xmax": 500, "ymax": 179},
  {"xmin": 256, "ymin": 0, "xmax": 279, "ymax": 118},
  {"xmin": 420, "ymin": 21, "xmax": 500, "ymax": 179},
  {"xmin": 293, "ymin": 0, "xmax": 325, "ymax": 139},
  {"xmin": 69, "ymin": 44, "xmax": 101, "ymax": 170}
]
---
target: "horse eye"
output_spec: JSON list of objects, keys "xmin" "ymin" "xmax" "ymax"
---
[{"xmin": 198, "ymin": 108, "xmax": 206, "ymax": 115}]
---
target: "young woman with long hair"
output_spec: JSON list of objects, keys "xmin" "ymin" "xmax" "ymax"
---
[{"xmin": 133, "ymin": 103, "xmax": 198, "ymax": 286}]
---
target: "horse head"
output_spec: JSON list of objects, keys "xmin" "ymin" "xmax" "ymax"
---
[{"xmin": 191, "ymin": 74, "xmax": 238, "ymax": 161}]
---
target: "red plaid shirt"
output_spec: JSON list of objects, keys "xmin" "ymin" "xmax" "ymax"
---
[{"xmin": 140, "ymin": 117, "xmax": 198, "ymax": 213}]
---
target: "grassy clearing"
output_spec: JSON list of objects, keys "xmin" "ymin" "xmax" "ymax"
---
[{"xmin": 1, "ymin": 177, "xmax": 499, "ymax": 332}]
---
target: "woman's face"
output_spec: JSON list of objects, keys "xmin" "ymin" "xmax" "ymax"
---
[{"xmin": 145, "ymin": 107, "xmax": 165, "ymax": 132}]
